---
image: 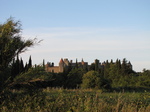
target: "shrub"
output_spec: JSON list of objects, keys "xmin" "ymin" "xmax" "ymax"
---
[{"xmin": 81, "ymin": 71, "xmax": 111, "ymax": 90}]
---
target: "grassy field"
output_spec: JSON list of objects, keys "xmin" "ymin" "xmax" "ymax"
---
[{"xmin": 1, "ymin": 88, "xmax": 150, "ymax": 112}]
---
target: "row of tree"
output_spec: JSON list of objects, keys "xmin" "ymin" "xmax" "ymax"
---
[
  {"xmin": 48, "ymin": 58, "xmax": 135, "ymax": 89},
  {"xmin": 11, "ymin": 56, "xmax": 32, "ymax": 79},
  {"xmin": 0, "ymin": 18, "xmax": 150, "ymax": 93},
  {"xmin": 46, "ymin": 60, "xmax": 149, "ymax": 90},
  {"xmin": 52, "ymin": 58, "xmax": 135, "ymax": 89}
]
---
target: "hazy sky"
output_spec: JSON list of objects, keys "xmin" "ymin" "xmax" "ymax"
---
[{"xmin": 1, "ymin": 0, "xmax": 150, "ymax": 72}]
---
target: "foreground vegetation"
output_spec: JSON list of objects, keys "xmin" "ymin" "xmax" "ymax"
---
[{"xmin": 1, "ymin": 88, "xmax": 150, "ymax": 112}]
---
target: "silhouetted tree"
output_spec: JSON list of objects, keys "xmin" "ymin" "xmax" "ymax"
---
[
  {"xmin": 95, "ymin": 59, "xmax": 99, "ymax": 72},
  {"xmin": 42, "ymin": 59, "xmax": 45, "ymax": 67},
  {"xmin": 20, "ymin": 58, "xmax": 24, "ymax": 73},
  {"xmin": 89, "ymin": 63, "xmax": 95, "ymax": 71},
  {"xmin": 66, "ymin": 68, "xmax": 85, "ymax": 88},
  {"xmin": 75, "ymin": 58, "xmax": 78, "ymax": 68},
  {"xmin": 28, "ymin": 55, "xmax": 32, "ymax": 69}
]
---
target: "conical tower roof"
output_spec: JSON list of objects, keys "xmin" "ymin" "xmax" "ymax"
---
[{"xmin": 59, "ymin": 58, "xmax": 64, "ymax": 63}]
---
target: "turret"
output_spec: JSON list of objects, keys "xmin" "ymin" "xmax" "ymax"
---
[
  {"xmin": 45, "ymin": 62, "xmax": 50, "ymax": 71},
  {"xmin": 81, "ymin": 58, "xmax": 85, "ymax": 65},
  {"xmin": 64, "ymin": 58, "xmax": 69, "ymax": 66},
  {"xmin": 59, "ymin": 58, "xmax": 64, "ymax": 72}
]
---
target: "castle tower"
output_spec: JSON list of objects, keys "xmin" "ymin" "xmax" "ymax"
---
[
  {"xmin": 45, "ymin": 64, "xmax": 49, "ymax": 71},
  {"xmin": 45, "ymin": 62, "xmax": 50, "ymax": 71},
  {"xmin": 64, "ymin": 58, "xmax": 69, "ymax": 66},
  {"xmin": 59, "ymin": 58, "xmax": 64, "ymax": 72}
]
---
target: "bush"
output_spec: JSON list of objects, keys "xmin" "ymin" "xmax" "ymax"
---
[
  {"xmin": 66, "ymin": 68, "xmax": 85, "ymax": 88},
  {"xmin": 81, "ymin": 71, "xmax": 111, "ymax": 90}
]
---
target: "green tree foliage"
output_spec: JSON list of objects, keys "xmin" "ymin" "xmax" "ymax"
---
[
  {"xmin": 51, "ymin": 73, "xmax": 66, "ymax": 87},
  {"xmin": 0, "ymin": 19, "xmax": 36, "ymax": 69},
  {"xmin": 138, "ymin": 69, "xmax": 150, "ymax": 87},
  {"xmin": 28, "ymin": 55, "xmax": 32, "ymax": 69},
  {"xmin": 102, "ymin": 58, "xmax": 136, "ymax": 87},
  {"xmin": 95, "ymin": 59, "xmax": 99, "ymax": 72},
  {"xmin": 0, "ymin": 18, "xmax": 40, "ymax": 92},
  {"xmin": 81, "ymin": 71, "xmax": 111, "ymax": 90},
  {"xmin": 75, "ymin": 58, "xmax": 78, "ymax": 68},
  {"xmin": 10, "ymin": 56, "xmax": 33, "ymax": 79},
  {"xmin": 121, "ymin": 58, "xmax": 133, "ymax": 75},
  {"xmin": 104, "ymin": 60, "xmax": 110, "ymax": 78},
  {"xmin": 14, "ymin": 65, "xmax": 52, "ymax": 84},
  {"xmin": 11, "ymin": 56, "xmax": 24, "ymax": 79},
  {"xmin": 66, "ymin": 68, "xmax": 86, "ymax": 88},
  {"xmin": 89, "ymin": 63, "xmax": 95, "ymax": 71}
]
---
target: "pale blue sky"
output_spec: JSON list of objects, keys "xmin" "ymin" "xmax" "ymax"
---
[{"xmin": 0, "ymin": 0, "xmax": 150, "ymax": 71}]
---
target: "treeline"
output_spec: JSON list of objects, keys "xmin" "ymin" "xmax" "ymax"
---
[
  {"xmin": 11, "ymin": 56, "xmax": 32, "ymax": 79},
  {"xmin": 6, "ymin": 55, "xmax": 145, "ymax": 91},
  {"xmin": 34, "ymin": 58, "xmax": 150, "ymax": 91},
  {"xmin": 12, "ymin": 57, "xmax": 148, "ymax": 92},
  {"xmin": 1, "ymin": 18, "xmax": 150, "ymax": 93}
]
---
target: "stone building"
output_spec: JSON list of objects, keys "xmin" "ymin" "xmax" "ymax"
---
[
  {"xmin": 45, "ymin": 58, "xmax": 133, "ymax": 73},
  {"xmin": 45, "ymin": 58, "xmax": 88, "ymax": 73}
]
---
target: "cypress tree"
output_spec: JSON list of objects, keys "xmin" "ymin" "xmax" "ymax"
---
[
  {"xmin": 42, "ymin": 59, "xmax": 45, "ymax": 67},
  {"xmin": 116, "ymin": 59, "xmax": 121, "ymax": 73},
  {"xmin": 20, "ymin": 58, "xmax": 24, "ymax": 73},
  {"xmin": 11, "ymin": 58, "xmax": 16, "ymax": 78},
  {"xmin": 11, "ymin": 56, "xmax": 20, "ymax": 78},
  {"xmin": 16, "ymin": 55, "xmax": 20, "ymax": 75},
  {"xmin": 28, "ymin": 55, "xmax": 32, "ymax": 69},
  {"xmin": 24, "ymin": 62, "xmax": 28, "ymax": 71},
  {"xmin": 104, "ymin": 60, "xmax": 110, "ymax": 78},
  {"xmin": 110, "ymin": 59, "xmax": 113, "ymax": 64},
  {"xmin": 75, "ymin": 58, "xmax": 78, "ymax": 68},
  {"xmin": 95, "ymin": 59, "xmax": 99, "ymax": 72},
  {"xmin": 121, "ymin": 58, "xmax": 128, "ymax": 75}
]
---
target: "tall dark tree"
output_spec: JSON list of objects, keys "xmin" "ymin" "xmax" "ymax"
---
[
  {"xmin": 95, "ymin": 59, "xmax": 99, "ymax": 72},
  {"xmin": 11, "ymin": 59, "xmax": 16, "ymax": 78},
  {"xmin": 0, "ymin": 18, "xmax": 40, "ymax": 92},
  {"xmin": 11, "ymin": 56, "xmax": 24, "ymax": 79},
  {"xmin": 42, "ymin": 59, "xmax": 45, "ymax": 67},
  {"xmin": 121, "ymin": 58, "xmax": 128, "ymax": 75},
  {"xmin": 16, "ymin": 55, "xmax": 20, "ymax": 74},
  {"xmin": 115, "ymin": 59, "xmax": 121, "ymax": 75},
  {"xmin": 89, "ymin": 63, "xmax": 95, "ymax": 71},
  {"xmin": 104, "ymin": 60, "xmax": 110, "ymax": 78},
  {"xmin": 20, "ymin": 58, "xmax": 24, "ymax": 73},
  {"xmin": 66, "ymin": 68, "xmax": 85, "ymax": 88},
  {"xmin": 0, "ymin": 19, "xmax": 37, "ymax": 70},
  {"xmin": 24, "ymin": 62, "xmax": 28, "ymax": 72},
  {"xmin": 75, "ymin": 58, "xmax": 78, "ymax": 68},
  {"xmin": 28, "ymin": 55, "xmax": 32, "ymax": 69},
  {"xmin": 110, "ymin": 59, "xmax": 113, "ymax": 64}
]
